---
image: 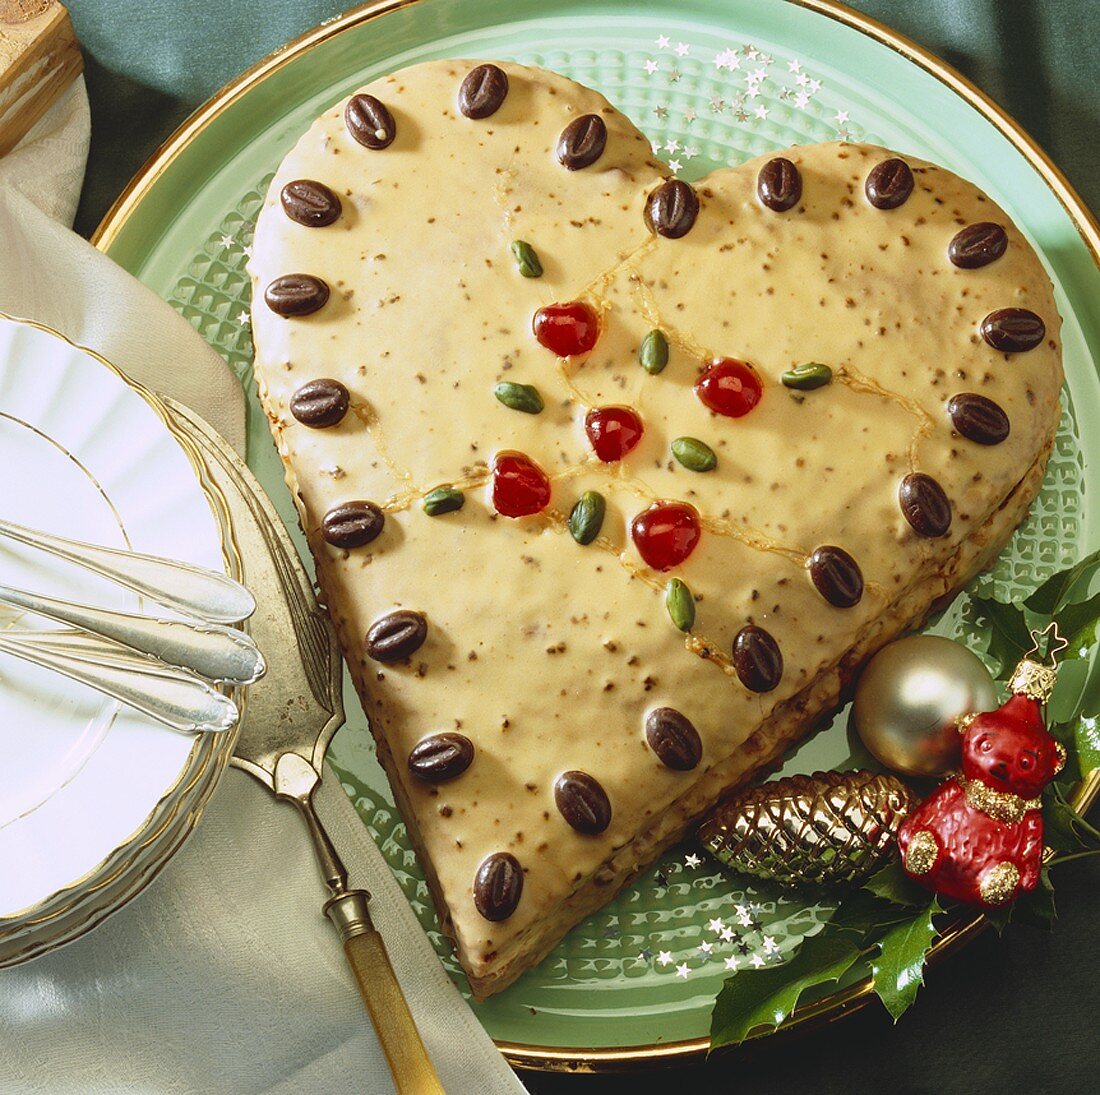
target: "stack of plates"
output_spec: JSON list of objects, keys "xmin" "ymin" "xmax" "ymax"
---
[{"xmin": 0, "ymin": 315, "xmax": 240, "ymax": 966}]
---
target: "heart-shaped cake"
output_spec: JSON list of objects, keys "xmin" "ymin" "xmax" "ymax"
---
[{"xmin": 248, "ymin": 60, "xmax": 1062, "ymax": 997}]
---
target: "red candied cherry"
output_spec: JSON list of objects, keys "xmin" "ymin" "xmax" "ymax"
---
[
  {"xmin": 585, "ymin": 406, "xmax": 644, "ymax": 462},
  {"xmin": 532, "ymin": 300, "xmax": 600, "ymax": 356},
  {"xmin": 694, "ymin": 358, "xmax": 763, "ymax": 418},
  {"xmin": 491, "ymin": 451, "xmax": 551, "ymax": 517},
  {"xmin": 631, "ymin": 501, "xmax": 702, "ymax": 571}
]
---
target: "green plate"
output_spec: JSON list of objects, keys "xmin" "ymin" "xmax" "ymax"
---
[{"xmin": 94, "ymin": 0, "xmax": 1100, "ymax": 1067}]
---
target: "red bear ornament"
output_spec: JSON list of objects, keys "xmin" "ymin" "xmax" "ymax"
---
[{"xmin": 898, "ymin": 647, "xmax": 1066, "ymax": 908}]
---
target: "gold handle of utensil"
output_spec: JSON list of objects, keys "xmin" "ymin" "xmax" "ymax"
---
[{"xmin": 324, "ymin": 891, "xmax": 445, "ymax": 1095}]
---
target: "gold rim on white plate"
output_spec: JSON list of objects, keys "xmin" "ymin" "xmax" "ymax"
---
[{"xmin": 0, "ymin": 312, "xmax": 245, "ymax": 965}]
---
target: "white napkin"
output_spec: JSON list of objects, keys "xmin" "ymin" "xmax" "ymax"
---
[{"xmin": 0, "ymin": 76, "xmax": 526, "ymax": 1095}]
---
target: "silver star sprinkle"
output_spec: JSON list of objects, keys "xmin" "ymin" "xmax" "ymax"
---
[
  {"xmin": 754, "ymin": 105, "xmax": 769, "ymax": 120},
  {"xmin": 656, "ymin": 35, "xmax": 670, "ymax": 49},
  {"xmin": 834, "ymin": 109, "xmax": 850, "ymax": 124},
  {"xmin": 751, "ymin": 954, "xmax": 766, "ymax": 969},
  {"xmin": 762, "ymin": 936, "xmax": 780, "ymax": 954},
  {"xmin": 676, "ymin": 963, "xmax": 691, "ymax": 979},
  {"xmin": 788, "ymin": 58, "xmax": 802, "ymax": 73},
  {"xmin": 682, "ymin": 109, "xmax": 697, "ymax": 124},
  {"xmin": 675, "ymin": 42, "xmax": 690, "ymax": 56},
  {"xmin": 707, "ymin": 918, "xmax": 724, "ymax": 933},
  {"xmin": 236, "ymin": 311, "xmax": 250, "ymax": 326},
  {"xmin": 644, "ymin": 59, "xmax": 659, "ymax": 74},
  {"xmin": 724, "ymin": 955, "xmax": 739, "ymax": 971},
  {"xmin": 684, "ymin": 852, "xmax": 701, "ymax": 868},
  {"xmin": 657, "ymin": 950, "xmax": 673, "ymax": 966},
  {"xmin": 734, "ymin": 108, "xmax": 750, "ymax": 123},
  {"xmin": 699, "ymin": 941, "xmax": 714, "ymax": 954},
  {"xmin": 668, "ymin": 68, "xmax": 681, "ymax": 82},
  {"xmin": 709, "ymin": 97, "xmax": 725, "ymax": 113},
  {"xmin": 669, "ymin": 159, "xmax": 683, "ymax": 173},
  {"xmin": 653, "ymin": 104, "xmax": 669, "ymax": 120},
  {"xmin": 682, "ymin": 144, "xmax": 698, "ymax": 159},
  {"xmin": 217, "ymin": 234, "xmax": 234, "ymax": 249},
  {"xmin": 719, "ymin": 926, "xmax": 735, "ymax": 942}
]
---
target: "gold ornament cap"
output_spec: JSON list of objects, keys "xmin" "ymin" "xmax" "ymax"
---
[{"xmin": 1009, "ymin": 623, "xmax": 1066, "ymax": 703}]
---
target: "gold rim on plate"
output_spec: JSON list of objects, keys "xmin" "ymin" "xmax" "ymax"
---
[
  {"xmin": 88, "ymin": 0, "xmax": 1100, "ymax": 1071},
  {"xmin": 0, "ymin": 312, "xmax": 245, "ymax": 965}
]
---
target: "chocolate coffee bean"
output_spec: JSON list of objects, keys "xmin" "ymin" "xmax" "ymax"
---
[
  {"xmin": 899, "ymin": 473, "xmax": 951, "ymax": 537},
  {"xmin": 280, "ymin": 179, "xmax": 342, "ymax": 227},
  {"xmin": 458, "ymin": 63, "xmax": 509, "ymax": 119},
  {"xmin": 645, "ymin": 179, "xmax": 699, "ymax": 239},
  {"xmin": 645, "ymin": 707, "xmax": 702, "ymax": 771},
  {"xmin": 408, "ymin": 733, "xmax": 473, "ymax": 782},
  {"xmin": 264, "ymin": 274, "xmax": 330, "ymax": 317},
  {"xmin": 345, "ymin": 93, "xmax": 396, "ymax": 149},
  {"xmin": 321, "ymin": 500, "xmax": 384, "ymax": 548},
  {"xmin": 365, "ymin": 609, "xmax": 427, "ymax": 662},
  {"xmin": 474, "ymin": 852, "xmax": 523, "ymax": 921},
  {"xmin": 732, "ymin": 625, "xmax": 783, "ymax": 693},
  {"xmin": 948, "ymin": 222, "xmax": 1007, "ymax": 269},
  {"xmin": 554, "ymin": 771, "xmax": 612, "ymax": 835},
  {"xmin": 947, "ymin": 393, "xmax": 1010, "ymax": 445},
  {"xmin": 808, "ymin": 546, "xmax": 864, "ymax": 608},
  {"xmin": 980, "ymin": 308, "xmax": 1045, "ymax": 353},
  {"xmin": 556, "ymin": 114, "xmax": 607, "ymax": 170},
  {"xmin": 757, "ymin": 157, "xmax": 802, "ymax": 212},
  {"xmin": 289, "ymin": 378, "xmax": 349, "ymax": 427},
  {"xmin": 865, "ymin": 158, "xmax": 914, "ymax": 210}
]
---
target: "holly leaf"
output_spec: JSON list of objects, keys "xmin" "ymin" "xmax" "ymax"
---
[
  {"xmin": 828, "ymin": 888, "xmax": 924, "ymax": 938},
  {"xmin": 863, "ymin": 859, "xmax": 932, "ymax": 907},
  {"xmin": 969, "ymin": 597, "xmax": 1033, "ymax": 677},
  {"xmin": 1024, "ymin": 546, "xmax": 1100, "ymax": 615},
  {"xmin": 1044, "ymin": 782, "xmax": 1100, "ymax": 855},
  {"xmin": 709, "ymin": 929, "xmax": 862, "ymax": 1050},
  {"xmin": 870, "ymin": 898, "xmax": 941, "ymax": 1021},
  {"xmin": 1054, "ymin": 590, "xmax": 1100, "ymax": 660},
  {"xmin": 1013, "ymin": 870, "xmax": 1056, "ymax": 931},
  {"xmin": 983, "ymin": 902, "xmax": 1014, "ymax": 936}
]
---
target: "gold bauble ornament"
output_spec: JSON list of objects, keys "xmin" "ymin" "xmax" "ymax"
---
[
  {"xmin": 698, "ymin": 770, "xmax": 916, "ymax": 888},
  {"xmin": 852, "ymin": 635, "xmax": 998, "ymax": 777}
]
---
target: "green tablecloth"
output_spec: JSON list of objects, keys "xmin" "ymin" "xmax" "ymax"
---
[{"xmin": 67, "ymin": 2, "xmax": 1098, "ymax": 1091}]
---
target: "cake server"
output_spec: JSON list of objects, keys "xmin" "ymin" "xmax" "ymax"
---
[{"xmin": 166, "ymin": 399, "xmax": 444, "ymax": 1095}]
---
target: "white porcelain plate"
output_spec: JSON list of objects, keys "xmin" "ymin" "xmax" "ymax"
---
[{"xmin": 0, "ymin": 317, "xmax": 228, "ymax": 918}]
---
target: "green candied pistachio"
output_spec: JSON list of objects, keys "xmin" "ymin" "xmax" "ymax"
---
[
  {"xmin": 493, "ymin": 381, "xmax": 544, "ymax": 414},
  {"xmin": 665, "ymin": 577, "xmax": 695, "ymax": 632},
  {"xmin": 511, "ymin": 239, "xmax": 543, "ymax": 278},
  {"xmin": 671, "ymin": 436, "xmax": 717, "ymax": 472},
  {"xmin": 422, "ymin": 486, "xmax": 465, "ymax": 516},
  {"xmin": 639, "ymin": 329, "xmax": 670, "ymax": 374},
  {"xmin": 568, "ymin": 490, "xmax": 606, "ymax": 545},
  {"xmin": 781, "ymin": 362, "xmax": 833, "ymax": 390}
]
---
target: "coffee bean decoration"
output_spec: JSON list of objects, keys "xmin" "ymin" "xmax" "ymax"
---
[
  {"xmin": 980, "ymin": 308, "xmax": 1045, "ymax": 353},
  {"xmin": 947, "ymin": 393, "xmax": 1010, "ymax": 445},
  {"xmin": 345, "ymin": 93, "xmax": 396, "ymax": 149},
  {"xmin": 554, "ymin": 771, "xmax": 612, "ymax": 835},
  {"xmin": 556, "ymin": 113, "xmax": 607, "ymax": 170},
  {"xmin": 321, "ymin": 500, "xmax": 384, "ymax": 549},
  {"xmin": 290, "ymin": 378, "xmax": 349, "ymax": 427},
  {"xmin": 408, "ymin": 732, "xmax": 473, "ymax": 783},
  {"xmin": 280, "ymin": 179, "xmax": 342, "ymax": 227},
  {"xmin": 645, "ymin": 179, "xmax": 700, "ymax": 239},
  {"xmin": 645, "ymin": 707, "xmax": 702, "ymax": 771},
  {"xmin": 264, "ymin": 274, "xmax": 330, "ymax": 317},
  {"xmin": 865, "ymin": 158, "xmax": 914, "ymax": 210},
  {"xmin": 365, "ymin": 609, "xmax": 427, "ymax": 662},
  {"xmin": 474, "ymin": 852, "xmax": 523, "ymax": 921},
  {"xmin": 458, "ymin": 63, "xmax": 509, "ymax": 119},
  {"xmin": 948, "ymin": 222, "xmax": 1008, "ymax": 269},
  {"xmin": 899, "ymin": 473, "xmax": 952, "ymax": 537},
  {"xmin": 757, "ymin": 157, "xmax": 802, "ymax": 212},
  {"xmin": 732, "ymin": 625, "xmax": 783, "ymax": 693},
  {"xmin": 808, "ymin": 546, "xmax": 864, "ymax": 608}
]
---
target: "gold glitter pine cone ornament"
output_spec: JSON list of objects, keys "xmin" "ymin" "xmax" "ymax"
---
[{"xmin": 699, "ymin": 770, "xmax": 917, "ymax": 888}]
